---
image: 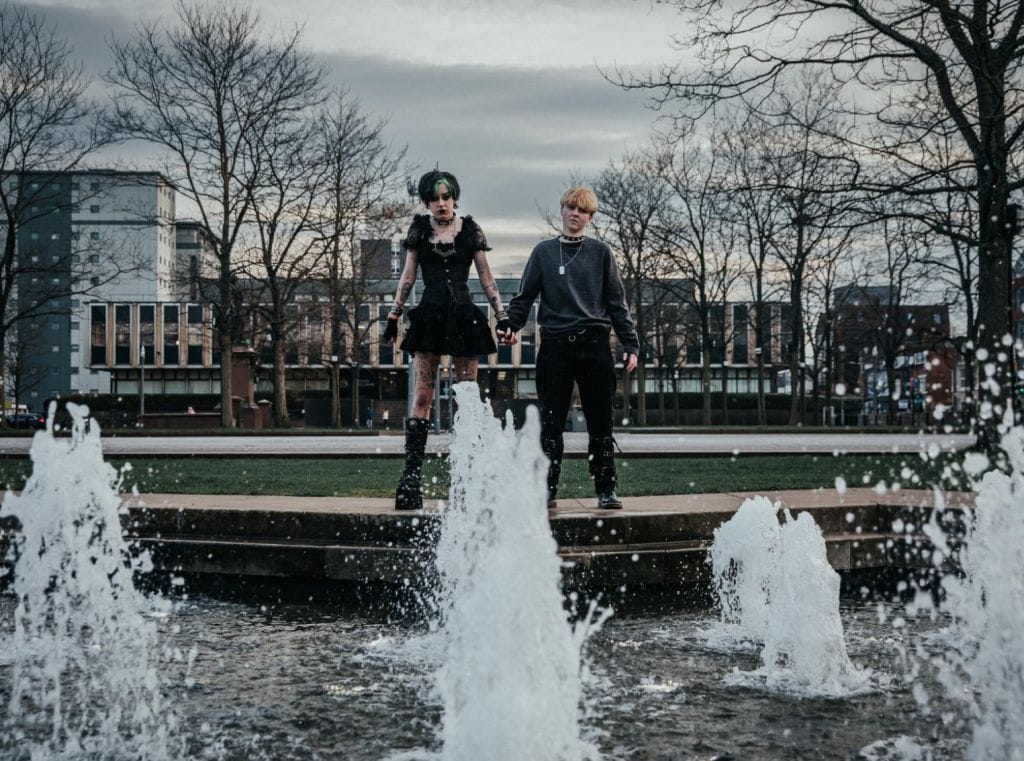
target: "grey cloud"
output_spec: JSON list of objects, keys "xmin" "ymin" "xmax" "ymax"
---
[{"xmin": 17, "ymin": 0, "xmax": 662, "ymax": 270}]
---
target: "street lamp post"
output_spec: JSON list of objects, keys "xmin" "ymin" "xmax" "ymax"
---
[{"xmin": 138, "ymin": 335, "xmax": 145, "ymax": 423}]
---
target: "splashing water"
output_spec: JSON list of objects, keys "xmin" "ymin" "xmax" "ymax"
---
[
  {"xmin": 706, "ymin": 495, "xmax": 781, "ymax": 650},
  {"xmin": 424, "ymin": 381, "xmax": 604, "ymax": 761},
  {"xmin": 0, "ymin": 403, "xmax": 178, "ymax": 759},
  {"xmin": 710, "ymin": 497, "xmax": 871, "ymax": 697},
  {"xmin": 925, "ymin": 422, "xmax": 1024, "ymax": 761}
]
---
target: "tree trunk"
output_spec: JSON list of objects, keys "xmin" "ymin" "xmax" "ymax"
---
[
  {"xmin": 975, "ymin": 170, "xmax": 1015, "ymax": 445},
  {"xmin": 673, "ymin": 372, "xmax": 680, "ymax": 425},
  {"xmin": 722, "ymin": 364, "xmax": 729, "ymax": 426},
  {"xmin": 330, "ymin": 363, "xmax": 341, "ymax": 428},
  {"xmin": 218, "ymin": 330, "xmax": 234, "ymax": 428},
  {"xmin": 273, "ymin": 338, "xmax": 288, "ymax": 427},
  {"xmin": 658, "ymin": 366, "xmax": 666, "ymax": 425},
  {"xmin": 351, "ymin": 364, "xmax": 360, "ymax": 429},
  {"xmin": 636, "ymin": 362, "xmax": 647, "ymax": 425},
  {"xmin": 701, "ymin": 353, "xmax": 712, "ymax": 426}
]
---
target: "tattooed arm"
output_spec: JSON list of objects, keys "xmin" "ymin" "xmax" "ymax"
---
[
  {"xmin": 392, "ymin": 250, "xmax": 419, "ymax": 310},
  {"xmin": 382, "ymin": 250, "xmax": 418, "ymax": 344},
  {"xmin": 472, "ymin": 250, "xmax": 503, "ymax": 314},
  {"xmin": 474, "ymin": 250, "xmax": 515, "ymax": 344}
]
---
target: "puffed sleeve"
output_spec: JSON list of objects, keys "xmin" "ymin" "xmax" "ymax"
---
[
  {"xmin": 461, "ymin": 215, "xmax": 492, "ymax": 252},
  {"xmin": 401, "ymin": 215, "xmax": 428, "ymax": 250}
]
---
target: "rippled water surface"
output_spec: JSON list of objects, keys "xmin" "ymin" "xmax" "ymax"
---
[{"xmin": 0, "ymin": 593, "xmax": 969, "ymax": 761}]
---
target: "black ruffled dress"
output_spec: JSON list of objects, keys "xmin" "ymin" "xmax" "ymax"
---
[{"xmin": 399, "ymin": 214, "xmax": 498, "ymax": 357}]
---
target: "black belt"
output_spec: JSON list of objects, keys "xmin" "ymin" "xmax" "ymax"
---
[{"xmin": 543, "ymin": 327, "xmax": 610, "ymax": 343}]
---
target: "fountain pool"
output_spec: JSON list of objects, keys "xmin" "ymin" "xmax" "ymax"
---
[{"xmin": 0, "ymin": 595, "xmax": 969, "ymax": 760}]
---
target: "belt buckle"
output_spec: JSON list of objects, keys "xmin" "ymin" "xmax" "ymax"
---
[{"xmin": 567, "ymin": 334, "xmax": 577, "ymax": 343}]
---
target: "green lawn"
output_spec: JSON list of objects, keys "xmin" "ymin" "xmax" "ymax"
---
[{"xmin": 0, "ymin": 453, "xmax": 965, "ymax": 498}]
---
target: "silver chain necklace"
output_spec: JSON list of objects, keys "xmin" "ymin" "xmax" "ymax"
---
[{"xmin": 558, "ymin": 237, "xmax": 584, "ymax": 275}]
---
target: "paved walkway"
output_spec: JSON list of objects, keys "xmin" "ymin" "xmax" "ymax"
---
[
  {"xmin": 122, "ymin": 486, "xmax": 973, "ymax": 516},
  {"xmin": 0, "ymin": 431, "xmax": 974, "ymax": 457}
]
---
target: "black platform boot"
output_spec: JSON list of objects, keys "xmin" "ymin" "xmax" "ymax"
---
[
  {"xmin": 395, "ymin": 417, "xmax": 429, "ymax": 511},
  {"xmin": 589, "ymin": 434, "xmax": 622, "ymax": 509},
  {"xmin": 542, "ymin": 432, "xmax": 563, "ymax": 510}
]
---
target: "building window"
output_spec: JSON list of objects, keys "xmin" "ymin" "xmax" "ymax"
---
[
  {"xmin": 89, "ymin": 205, "xmax": 99, "ymax": 213},
  {"xmin": 140, "ymin": 304, "xmax": 155, "ymax": 364},
  {"xmin": 51, "ymin": 233, "xmax": 60, "ymax": 240},
  {"xmin": 115, "ymin": 304, "xmax": 131, "ymax": 364},
  {"xmin": 733, "ymin": 305, "xmax": 749, "ymax": 365},
  {"xmin": 71, "ymin": 321, "xmax": 79, "ymax": 331},
  {"xmin": 71, "ymin": 367, "xmax": 79, "ymax": 375},
  {"xmin": 71, "ymin": 255, "xmax": 80, "ymax": 264},
  {"xmin": 90, "ymin": 182, "xmax": 100, "ymax": 191},
  {"xmin": 187, "ymin": 304, "xmax": 204, "ymax": 365},
  {"xmin": 52, "ymin": 346, "xmax": 59, "ymax": 352},
  {"xmin": 164, "ymin": 304, "xmax": 180, "ymax": 365},
  {"xmin": 30, "ymin": 233, "xmax": 39, "ymax": 241},
  {"xmin": 90, "ymin": 276, "xmax": 99, "ymax": 287},
  {"xmin": 90, "ymin": 232, "xmax": 99, "ymax": 241},
  {"xmin": 90, "ymin": 305, "xmax": 107, "ymax": 366},
  {"xmin": 88, "ymin": 254, "xmax": 99, "ymax": 263},
  {"xmin": 70, "ymin": 344, "xmax": 79, "ymax": 352}
]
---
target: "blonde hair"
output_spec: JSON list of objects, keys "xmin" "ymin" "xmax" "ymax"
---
[{"xmin": 560, "ymin": 186, "xmax": 598, "ymax": 215}]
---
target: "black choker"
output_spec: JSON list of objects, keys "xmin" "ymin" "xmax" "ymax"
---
[
  {"xmin": 433, "ymin": 216, "xmax": 455, "ymax": 227},
  {"xmin": 559, "ymin": 234, "xmax": 584, "ymax": 243}
]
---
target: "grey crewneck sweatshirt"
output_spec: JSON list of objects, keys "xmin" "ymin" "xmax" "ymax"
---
[{"xmin": 507, "ymin": 237, "xmax": 639, "ymax": 354}]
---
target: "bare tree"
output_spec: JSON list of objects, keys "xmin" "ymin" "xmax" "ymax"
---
[
  {"xmin": 239, "ymin": 116, "xmax": 329, "ymax": 427},
  {"xmin": 749, "ymin": 77, "xmax": 861, "ymax": 424},
  {"xmin": 0, "ymin": 2, "xmax": 114, "ymax": 418},
  {"xmin": 107, "ymin": 2, "xmax": 324, "ymax": 426},
  {"xmin": 312, "ymin": 93, "xmax": 407, "ymax": 428},
  {"xmin": 590, "ymin": 148, "xmax": 675, "ymax": 425},
  {"xmin": 657, "ymin": 123, "xmax": 745, "ymax": 424},
  {"xmin": 720, "ymin": 117, "xmax": 788, "ymax": 424},
  {"xmin": 623, "ymin": 0, "xmax": 1024, "ymax": 441}
]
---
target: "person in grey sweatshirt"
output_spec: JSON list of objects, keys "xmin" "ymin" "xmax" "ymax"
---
[{"xmin": 499, "ymin": 186, "xmax": 639, "ymax": 509}]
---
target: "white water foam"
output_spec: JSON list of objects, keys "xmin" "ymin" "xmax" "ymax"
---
[
  {"xmin": 422, "ymin": 382, "xmax": 604, "ymax": 761},
  {"xmin": 0, "ymin": 403, "xmax": 179, "ymax": 758},
  {"xmin": 704, "ymin": 495, "xmax": 781, "ymax": 651},
  {"xmin": 710, "ymin": 497, "xmax": 871, "ymax": 697},
  {"xmin": 924, "ymin": 422, "xmax": 1024, "ymax": 761}
]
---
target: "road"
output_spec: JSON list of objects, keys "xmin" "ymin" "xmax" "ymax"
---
[{"xmin": 0, "ymin": 431, "xmax": 975, "ymax": 457}]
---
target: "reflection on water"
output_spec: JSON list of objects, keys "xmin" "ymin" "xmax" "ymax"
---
[{"xmin": 0, "ymin": 595, "xmax": 969, "ymax": 760}]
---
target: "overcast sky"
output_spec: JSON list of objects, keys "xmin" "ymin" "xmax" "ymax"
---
[{"xmin": 19, "ymin": 0, "xmax": 691, "ymax": 274}]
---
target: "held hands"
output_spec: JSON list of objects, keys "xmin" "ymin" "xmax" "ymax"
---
[
  {"xmin": 623, "ymin": 353, "xmax": 638, "ymax": 372},
  {"xmin": 496, "ymin": 325, "xmax": 518, "ymax": 345},
  {"xmin": 382, "ymin": 314, "xmax": 399, "ymax": 343},
  {"xmin": 495, "ymin": 310, "xmax": 518, "ymax": 345}
]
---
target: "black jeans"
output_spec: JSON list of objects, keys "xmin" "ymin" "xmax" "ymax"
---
[{"xmin": 536, "ymin": 329, "xmax": 617, "ymax": 496}]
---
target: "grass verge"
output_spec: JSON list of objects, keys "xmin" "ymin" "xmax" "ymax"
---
[{"xmin": 0, "ymin": 452, "xmax": 964, "ymax": 499}]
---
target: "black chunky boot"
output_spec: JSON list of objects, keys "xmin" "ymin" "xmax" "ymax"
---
[
  {"xmin": 542, "ymin": 432, "xmax": 564, "ymax": 510},
  {"xmin": 589, "ymin": 434, "xmax": 622, "ymax": 509},
  {"xmin": 395, "ymin": 417, "xmax": 429, "ymax": 510}
]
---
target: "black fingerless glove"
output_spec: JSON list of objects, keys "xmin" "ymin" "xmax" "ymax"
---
[
  {"xmin": 495, "ymin": 309, "xmax": 512, "ymax": 334},
  {"xmin": 382, "ymin": 316, "xmax": 399, "ymax": 343}
]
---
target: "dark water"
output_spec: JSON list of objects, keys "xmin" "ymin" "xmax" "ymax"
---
[{"xmin": 0, "ymin": 594, "xmax": 967, "ymax": 761}]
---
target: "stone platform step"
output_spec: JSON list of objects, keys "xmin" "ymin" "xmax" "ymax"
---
[{"xmin": 112, "ymin": 488, "xmax": 970, "ymax": 597}]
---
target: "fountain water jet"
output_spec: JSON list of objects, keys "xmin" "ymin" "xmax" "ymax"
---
[
  {"xmin": 709, "ymin": 497, "xmax": 871, "ymax": 697},
  {"xmin": 0, "ymin": 403, "xmax": 178, "ymax": 759},
  {"xmin": 424, "ymin": 382, "xmax": 604, "ymax": 761},
  {"xmin": 924, "ymin": 421, "xmax": 1024, "ymax": 761}
]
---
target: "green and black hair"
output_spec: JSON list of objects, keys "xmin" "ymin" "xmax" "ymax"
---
[{"xmin": 417, "ymin": 170, "xmax": 460, "ymax": 204}]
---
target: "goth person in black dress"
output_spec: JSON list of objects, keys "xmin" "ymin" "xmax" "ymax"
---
[{"xmin": 382, "ymin": 170, "xmax": 512, "ymax": 510}]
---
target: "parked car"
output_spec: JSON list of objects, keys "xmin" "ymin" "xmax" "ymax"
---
[{"xmin": 4, "ymin": 412, "xmax": 47, "ymax": 430}]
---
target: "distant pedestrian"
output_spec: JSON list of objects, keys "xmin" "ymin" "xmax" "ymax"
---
[
  {"xmin": 382, "ymin": 170, "xmax": 511, "ymax": 510},
  {"xmin": 499, "ymin": 186, "xmax": 638, "ymax": 509}
]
